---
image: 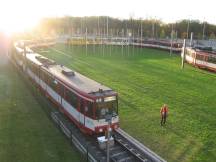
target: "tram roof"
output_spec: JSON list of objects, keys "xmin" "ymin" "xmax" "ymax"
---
[
  {"xmin": 48, "ymin": 64, "xmax": 112, "ymax": 94},
  {"xmin": 27, "ymin": 53, "xmax": 114, "ymax": 96}
]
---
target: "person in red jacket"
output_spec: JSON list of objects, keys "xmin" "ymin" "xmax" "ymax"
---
[{"xmin": 160, "ymin": 104, "xmax": 168, "ymax": 126}]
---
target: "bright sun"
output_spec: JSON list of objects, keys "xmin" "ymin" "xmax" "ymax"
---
[
  {"xmin": 0, "ymin": 0, "xmax": 41, "ymax": 36},
  {"xmin": 0, "ymin": 18, "xmax": 39, "ymax": 36}
]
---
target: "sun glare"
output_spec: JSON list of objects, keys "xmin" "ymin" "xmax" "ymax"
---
[
  {"xmin": 0, "ymin": 18, "xmax": 39, "ymax": 36},
  {"xmin": 0, "ymin": 0, "xmax": 216, "ymax": 36},
  {"xmin": 0, "ymin": 0, "xmax": 40, "ymax": 36}
]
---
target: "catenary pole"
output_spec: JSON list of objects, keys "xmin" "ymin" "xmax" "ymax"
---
[
  {"xmin": 186, "ymin": 18, "xmax": 190, "ymax": 39},
  {"xmin": 85, "ymin": 27, "xmax": 88, "ymax": 56},
  {"xmin": 170, "ymin": 23, "xmax": 174, "ymax": 56},
  {"xmin": 202, "ymin": 19, "xmax": 206, "ymax": 40},
  {"xmin": 181, "ymin": 39, "xmax": 186, "ymax": 69}
]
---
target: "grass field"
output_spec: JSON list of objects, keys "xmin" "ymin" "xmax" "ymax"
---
[
  {"xmin": 0, "ymin": 55, "xmax": 82, "ymax": 162},
  {"xmin": 36, "ymin": 44, "xmax": 216, "ymax": 162}
]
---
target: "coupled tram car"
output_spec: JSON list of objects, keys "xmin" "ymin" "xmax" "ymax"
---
[
  {"xmin": 12, "ymin": 41, "xmax": 119, "ymax": 135},
  {"xmin": 183, "ymin": 46, "xmax": 216, "ymax": 72}
]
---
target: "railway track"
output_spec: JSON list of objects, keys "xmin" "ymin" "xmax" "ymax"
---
[
  {"xmin": 49, "ymin": 105, "xmax": 166, "ymax": 162},
  {"xmin": 50, "ymin": 109, "xmax": 166, "ymax": 162},
  {"xmin": 9, "ymin": 51, "xmax": 166, "ymax": 162},
  {"xmin": 51, "ymin": 110, "xmax": 166, "ymax": 162},
  {"xmin": 113, "ymin": 129, "xmax": 166, "ymax": 162}
]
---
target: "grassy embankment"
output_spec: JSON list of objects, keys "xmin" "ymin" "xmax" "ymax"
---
[
  {"xmin": 0, "ymin": 54, "xmax": 82, "ymax": 162},
  {"xmin": 36, "ymin": 44, "xmax": 216, "ymax": 162}
]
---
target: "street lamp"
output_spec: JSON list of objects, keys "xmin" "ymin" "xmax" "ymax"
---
[
  {"xmin": 105, "ymin": 114, "xmax": 112, "ymax": 162},
  {"xmin": 202, "ymin": 18, "xmax": 206, "ymax": 40},
  {"xmin": 170, "ymin": 23, "xmax": 174, "ymax": 56},
  {"xmin": 187, "ymin": 20, "xmax": 190, "ymax": 39},
  {"xmin": 186, "ymin": 15, "xmax": 191, "ymax": 39}
]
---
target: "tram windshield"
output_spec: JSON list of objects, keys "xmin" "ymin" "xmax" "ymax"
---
[{"xmin": 96, "ymin": 100, "xmax": 118, "ymax": 120}]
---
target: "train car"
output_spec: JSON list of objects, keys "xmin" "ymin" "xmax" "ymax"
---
[
  {"xmin": 142, "ymin": 40, "xmax": 182, "ymax": 48},
  {"xmin": 183, "ymin": 47, "xmax": 216, "ymax": 72},
  {"xmin": 12, "ymin": 42, "xmax": 119, "ymax": 135},
  {"xmin": 131, "ymin": 39, "xmax": 182, "ymax": 52}
]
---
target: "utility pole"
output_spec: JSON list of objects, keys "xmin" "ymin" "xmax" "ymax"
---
[
  {"xmin": 80, "ymin": 17, "xmax": 83, "ymax": 38},
  {"xmin": 129, "ymin": 13, "xmax": 135, "ymax": 56},
  {"xmin": 23, "ymin": 42, "xmax": 27, "ymax": 71},
  {"xmin": 69, "ymin": 17, "xmax": 73, "ymax": 51},
  {"xmin": 98, "ymin": 16, "xmax": 100, "ymax": 37},
  {"xmin": 105, "ymin": 114, "xmax": 112, "ymax": 162},
  {"xmin": 121, "ymin": 28, "xmax": 123, "ymax": 57},
  {"xmin": 181, "ymin": 39, "xmax": 186, "ymax": 69},
  {"xmin": 98, "ymin": 16, "xmax": 102, "ymax": 56},
  {"xmin": 186, "ymin": 18, "xmax": 190, "ymax": 39},
  {"xmin": 152, "ymin": 19, "xmax": 155, "ymax": 38},
  {"xmin": 140, "ymin": 18, "xmax": 143, "ymax": 45},
  {"xmin": 170, "ymin": 23, "xmax": 174, "ymax": 56},
  {"xmin": 190, "ymin": 32, "xmax": 193, "ymax": 47},
  {"xmin": 107, "ymin": 16, "xmax": 109, "ymax": 38},
  {"xmin": 202, "ymin": 20, "xmax": 206, "ymax": 40},
  {"xmin": 107, "ymin": 122, "xmax": 110, "ymax": 162},
  {"xmin": 85, "ymin": 28, "xmax": 87, "ymax": 56}
]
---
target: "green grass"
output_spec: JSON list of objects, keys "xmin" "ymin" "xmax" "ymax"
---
[
  {"xmin": 37, "ymin": 44, "xmax": 216, "ymax": 162},
  {"xmin": 0, "ymin": 55, "xmax": 82, "ymax": 162}
]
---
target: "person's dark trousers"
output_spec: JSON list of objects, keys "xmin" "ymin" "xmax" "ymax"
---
[{"xmin": 161, "ymin": 113, "xmax": 167, "ymax": 126}]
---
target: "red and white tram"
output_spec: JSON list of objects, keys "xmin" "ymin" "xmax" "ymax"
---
[
  {"xmin": 12, "ymin": 42, "xmax": 119, "ymax": 135},
  {"xmin": 183, "ymin": 47, "xmax": 216, "ymax": 72}
]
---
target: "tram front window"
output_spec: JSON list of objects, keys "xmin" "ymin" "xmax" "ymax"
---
[{"xmin": 96, "ymin": 100, "xmax": 118, "ymax": 120}]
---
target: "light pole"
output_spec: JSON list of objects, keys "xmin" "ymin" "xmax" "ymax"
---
[
  {"xmin": 202, "ymin": 18, "xmax": 206, "ymax": 40},
  {"xmin": 181, "ymin": 39, "xmax": 186, "ymax": 69},
  {"xmin": 152, "ymin": 18, "xmax": 155, "ymax": 39},
  {"xmin": 105, "ymin": 114, "xmax": 112, "ymax": 162},
  {"xmin": 186, "ymin": 16, "xmax": 191, "ymax": 39},
  {"xmin": 170, "ymin": 23, "xmax": 174, "ymax": 56}
]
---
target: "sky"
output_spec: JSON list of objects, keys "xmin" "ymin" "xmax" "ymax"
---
[{"xmin": 0, "ymin": 0, "xmax": 215, "ymax": 35}]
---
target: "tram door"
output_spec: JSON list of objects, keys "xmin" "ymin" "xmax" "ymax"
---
[
  {"xmin": 79, "ymin": 98, "xmax": 85, "ymax": 125},
  {"xmin": 204, "ymin": 55, "xmax": 208, "ymax": 66}
]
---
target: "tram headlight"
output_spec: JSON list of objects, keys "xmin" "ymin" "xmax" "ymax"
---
[
  {"xmin": 99, "ymin": 128, "xmax": 103, "ymax": 132},
  {"xmin": 96, "ymin": 98, "xmax": 102, "ymax": 102}
]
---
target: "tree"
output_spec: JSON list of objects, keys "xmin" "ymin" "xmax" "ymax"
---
[
  {"xmin": 181, "ymin": 32, "xmax": 187, "ymax": 39},
  {"xmin": 197, "ymin": 33, "xmax": 202, "ymax": 40},
  {"xmin": 160, "ymin": 29, "xmax": 165, "ymax": 38},
  {"xmin": 37, "ymin": 16, "xmax": 216, "ymax": 39},
  {"xmin": 209, "ymin": 32, "xmax": 216, "ymax": 39}
]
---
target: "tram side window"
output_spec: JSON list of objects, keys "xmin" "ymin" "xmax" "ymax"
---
[
  {"xmin": 47, "ymin": 75, "xmax": 56, "ymax": 90},
  {"xmin": 34, "ymin": 64, "xmax": 37, "ymax": 73},
  {"xmin": 85, "ymin": 102, "xmax": 93, "ymax": 117},
  {"xmin": 40, "ymin": 70, "xmax": 45, "ymax": 82},
  {"xmin": 29, "ymin": 63, "xmax": 33, "ymax": 71},
  {"xmin": 65, "ymin": 89, "xmax": 77, "ymax": 109},
  {"xmin": 27, "ymin": 61, "xmax": 31, "ymax": 70},
  {"xmin": 196, "ymin": 54, "xmax": 205, "ymax": 61},
  {"xmin": 41, "ymin": 70, "xmax": 48, "ymax": 84},
  {"xmin": 58, "ymin": 83, "xmax": 65, "ymax": 96},
  {"xmin": 208, "ymin": 55, "xmax": 216, "ymax": 63},
  {"xmin": 31, "ymin": 63, "xmax": 36, "ymax": 73},
  {"xmin": 26, "ymin": 60, "xmax": 31, "ymax": 69},
  {"xmin": 80, "ymin": 99, "xmax": 85, "ymax": 114}
]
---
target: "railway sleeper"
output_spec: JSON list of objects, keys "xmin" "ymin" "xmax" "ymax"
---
[{"xmin": 117, "ymin": 156, "xmax": 136, "ymax": 162}]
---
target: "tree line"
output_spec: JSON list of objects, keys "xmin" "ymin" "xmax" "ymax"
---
[{"xmin": 37, "ymin": 16, "xmax": 216, "ymax": 40}]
